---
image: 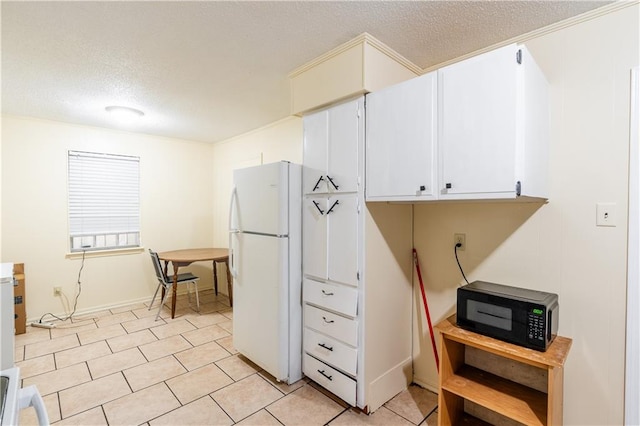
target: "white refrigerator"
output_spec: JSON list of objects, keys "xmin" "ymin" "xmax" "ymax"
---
[{"xmin": 229, "ymin": 161, "xmax": 302, "ymax": 384}]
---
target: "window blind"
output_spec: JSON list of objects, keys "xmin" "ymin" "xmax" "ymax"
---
[{"xmin": 68, "ymin": 150, "xmax": 140, "ymax": 252}]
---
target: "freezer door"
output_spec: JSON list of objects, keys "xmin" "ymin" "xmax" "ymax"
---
[
  {"xmin": 232, "ymin": 162, "xmax": 289, "ymax": 236},
  {"xmin": 231, "ymin": 232, "xmax": 291, "ymax": 381}
]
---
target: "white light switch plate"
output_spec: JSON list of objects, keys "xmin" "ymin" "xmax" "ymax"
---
[{"xmin": 596, "ymin": 202, "xmax": 617, "ymax": 227}]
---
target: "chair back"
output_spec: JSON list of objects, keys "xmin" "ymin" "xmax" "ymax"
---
[{"xmin": 149, "ymin": 250, "xmax": 169, "ymax": 285}]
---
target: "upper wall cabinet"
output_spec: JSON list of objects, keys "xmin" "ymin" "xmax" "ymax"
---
[
  {"xmin": 366, "ymin": 71, "xmax": 437, "ymax": 201},
  {"xmin": 365, "ymin": 44, "xmax": 550, "ymax": 202},
  {"xmin": 303, "ymin": 99, "xmax": 362, "ymax": 195},
  {"xmin": 438, "ymin": 44, "xmax": 549, "ymax": 200}
]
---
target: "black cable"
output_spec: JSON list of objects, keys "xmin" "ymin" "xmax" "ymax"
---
[
  {"xmin": 454, "ymin": 243, "xmax": 470, "ymax": 285},
  {"xmin": 38, "ymin": 250, "xmax": 86, "ymax": 324}
]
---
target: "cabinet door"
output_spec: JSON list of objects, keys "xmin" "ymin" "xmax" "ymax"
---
[
  {"xmin": 327, "ymin": 195, "xmax": 358, "ymax": 287},
  {"xmin": 366, "ymin": 72, "xmax": 437, "ymax": 200},
  {"xmin": 303, "ymin": 197, "xmax": 327, "ymax": 281},
  {"xmin": 438, "ymin": 44, "xmax": 518, "ymax": 197},
  {"xmin": 303, "ymin": 110, "xmax": 328, "ymax": 195},
  {"xmin": 327, "ymin": 98, "xmax": 362, "ymax": 194}
]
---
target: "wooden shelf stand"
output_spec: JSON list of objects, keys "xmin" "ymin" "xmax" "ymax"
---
[{"xmin": 436, "ymin": 315, "xmax": 572, "ymax": 425}]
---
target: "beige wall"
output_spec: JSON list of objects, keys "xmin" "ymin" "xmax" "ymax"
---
[
  {"xmin": 1, "ymin": 115, "xmax": 215, "ymax": 319},
  {"xmin": 411, "ymin": 5, "xmax": 639, "ymax": 425},
  {"xmin": 211, "ymin": 116, "xmax": 302, "ymax": 248}
]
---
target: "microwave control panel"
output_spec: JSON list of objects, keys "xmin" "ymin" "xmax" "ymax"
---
[{"xmin": 527, "ymin": 307, "xmax": 546, "ymax": 342}]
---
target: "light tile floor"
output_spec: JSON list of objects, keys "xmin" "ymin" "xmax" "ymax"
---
[{"xmin": 16, "ymin": 289, "xmax": 439, "ymax": 425}]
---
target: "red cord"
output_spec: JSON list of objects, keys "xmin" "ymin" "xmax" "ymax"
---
[{"xmin": 413, "ymin": 248, "xmax": 439, "ymax": 372}]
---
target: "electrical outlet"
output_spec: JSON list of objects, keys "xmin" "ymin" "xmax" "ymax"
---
[
  {"xmin": 454, "ymin": 233, "xmax": 466, "ymax": 251},
  {"xmin": 53, "ymin": 286, "xmax": 62, "ymax": 296}
]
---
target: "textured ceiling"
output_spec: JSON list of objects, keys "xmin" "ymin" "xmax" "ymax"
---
[{"xmin": 1, "ymin": 1, "xmax": 613, "ymax": 144}]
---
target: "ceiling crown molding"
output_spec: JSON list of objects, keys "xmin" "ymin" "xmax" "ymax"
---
[{"xmin": 288, "ymin": 32, "xmax": 422, "ymax": 78}]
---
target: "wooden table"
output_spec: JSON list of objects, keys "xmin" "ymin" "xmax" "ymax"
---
[{"xmin": 158, "ymin": 248, "xmax": 232, "ymax": 319}]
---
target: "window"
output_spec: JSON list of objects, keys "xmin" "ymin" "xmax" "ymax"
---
[{"xmin": 68, "ymin": 150, "xmax": 140, "ymax": 252}]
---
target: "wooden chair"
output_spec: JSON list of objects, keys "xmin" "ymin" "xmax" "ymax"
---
[{"xmin": 148, "ymin": 249, "xmax": 200, "ymax": 320}]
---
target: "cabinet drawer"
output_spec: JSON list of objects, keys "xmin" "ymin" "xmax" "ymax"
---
[
  {"xmin": 304, "ymin": 328, "xmax": 357, "ymax": 376},
  {"xmin": 303, "ymin": 353, "xmax": 356, "ymax": 406},
  {"xmin": 304, "ymin": 304, "xmax": 358, "ymax": 347},
  {"xmin": 303, "ymin": 278, "xmax": 357, "ymax": 317}
]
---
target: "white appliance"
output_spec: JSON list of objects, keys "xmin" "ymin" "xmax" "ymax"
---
[
  {"xmin": 229, "ymin": 161, "xmax": 302, "ymax": 384},
  {"xmin": 0, "ymin": 263, "xmax": 49, "ymax": 426}
]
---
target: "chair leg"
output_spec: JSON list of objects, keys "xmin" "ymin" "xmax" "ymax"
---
[
  {"xmin": 193, "ymin": 281, "xmax": 200, "ymax": 312},
  {"xmin": 155, "ymin": 285, "xmax": 170, "ymax": 321},
  {"xmin": 148, "ymin": 283, "xmax": 162, "ymax": 311}
]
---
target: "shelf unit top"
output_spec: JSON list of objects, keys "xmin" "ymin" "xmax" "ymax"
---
[{"xmin": 436, "ymin": 315, "xmax": 572, "ymax": 369}]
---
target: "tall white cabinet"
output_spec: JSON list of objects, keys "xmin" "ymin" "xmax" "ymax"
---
[{"xmin": 302, "ymin": 97, "xmax": 413, "ymax": 412}]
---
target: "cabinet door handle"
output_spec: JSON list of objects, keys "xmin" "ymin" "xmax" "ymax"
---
[
  {"xmin": 326, "ymin": 200, "xmax": 340, "ymax": 215},
  {"xmin": 322, "ymin": 316, "xmax": 335, "ymax": 324},
  {"xmin": 321, "ymin": 290, "xmax": 334, "ymax": 296},
  {"xmin": 445, "ymin": 183, "xmax": 452, "ymax": 189},
  {"xmin": 419, "ymin": 185, "xmax": 426, "ymax": 191},
  {"xmin": 318, "ymin": 342, "xmax": 334, "ymax": 351},
  {"xmin": 326, "ymin": 175, "xmax": 339, "ymax": 190},
  {"xmin": 312, "ymin": 175, "xmax": 325, "ymax": 192},
  {"xmin": 312, "ymin": 200, "xmax": 325, "ymax": 215},
  {"xmin": 317, "ymin": 369, "xmax": 333, "ymax": 381}
]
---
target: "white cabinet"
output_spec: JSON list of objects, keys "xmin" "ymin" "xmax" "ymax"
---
[
  {"xmin": 366, "ymin": 71, "xmax": 437, "ymax": 201},
  {"xmin": 302, "ymin": 194, "xmax": 358, "ymax": 287},
  {"xmin": 302, "ymin": 96, "xmax": 413, "ymax": 413},
  {"xmin": 365, "ymin": 44, "xmax": 549, "ymax": 202},
  {"xmin": 438, "ymin": 44, "xmax": 518, "ymax": 198},
  {"xmin": 303, "ymin": 101, "xmax": 360, "ymax": 195}
]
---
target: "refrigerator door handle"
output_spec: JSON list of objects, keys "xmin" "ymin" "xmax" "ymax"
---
[
  {"xmin": 228, "ymin": 185, "xmax": 239, "ymax": 233},
  {"xmin": 228, "ymin": 186, "xmax": 239, "ymax": 278}
]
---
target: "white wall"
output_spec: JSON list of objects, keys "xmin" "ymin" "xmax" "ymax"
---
[
  {"xmin": 411, "ymin": 5, "xmax": 639, "ymax": 425},
  {"xmin": 211, "ymin": 116, "xmax": 302, "ymax": 247},
  {"xmin": 1, "ymin": 115, "xmax": 215, "ymax": 319}
]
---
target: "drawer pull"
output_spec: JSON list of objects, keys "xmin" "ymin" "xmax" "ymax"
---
[
  {"xmin": 326, "ymin": 199, "xmax": 340, "ymax": 215},
  {"xmin": 318, "ymin": 342, "xmax": 334, "ymax": 351},
  {"xmin": 322, "ymin": 316, "xmax": 335, "ymax": 324},
  {"xmin": 321, "ymin": 290, "xmax": 334, "ymax": 296},
  {"xmin": 326, "ymin": 175, "xmax": 339, "ymax": 190},
  {"xmin": 317, "ymin": 369, "xmax": 333, "ymax": 381},
  {"xmin": 312, "ymin": 200, "xmax": 325, "ymax": 215},
  {"xmin": 312, "ymin": 175, "xmax": 325, "ymax": 192}
]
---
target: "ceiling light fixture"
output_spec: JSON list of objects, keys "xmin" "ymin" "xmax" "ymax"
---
[{"xmin": 105, "ymin": 105, "xmax": 144, "ymax": 123}]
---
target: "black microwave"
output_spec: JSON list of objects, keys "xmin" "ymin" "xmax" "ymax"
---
[{"xmin": 457, "ymin": 281, "xmax": 559, "ymax": 351}]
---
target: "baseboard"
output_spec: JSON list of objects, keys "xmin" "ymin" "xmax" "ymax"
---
[
  {"xmin": 365, "ymin": 356, "xmax": 413, "ymax": 413},
  {"xmin": 411, "ymin": 375, "xmax": 439, "ymax": 394},
  {"xmin": 26, "ymin": 295, "xmax": 151, "ymax": 324}
]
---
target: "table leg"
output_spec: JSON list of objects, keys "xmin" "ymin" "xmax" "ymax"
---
[
  {"xmin": 224, "ymin": 259, "xmax": 233, "ymax": 307},
  {"xmin": 171, "ymin": 262, "xmax": 179, "ymax": 319},
  {"xmin": 213, "ymin": 260, "xmax": 219, "ymax": 295}
]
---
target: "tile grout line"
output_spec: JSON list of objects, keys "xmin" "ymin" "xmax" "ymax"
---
[
  {"xmin": 23, "ymin": 293, "xmax": 437, "ymax": 426},
  {"xmin": 324, "ymin": 405, "xmax": 351, "ymax": 425}
]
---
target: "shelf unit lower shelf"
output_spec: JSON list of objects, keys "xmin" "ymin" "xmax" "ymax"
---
[{"xmin": 435, "ymin": 315, "xmax": 572, "ymax": 425}]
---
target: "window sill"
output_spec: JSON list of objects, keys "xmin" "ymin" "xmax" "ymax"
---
[{"xmin": 65, "ymin": 247, "xmax": 145, "ymax": 260}]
